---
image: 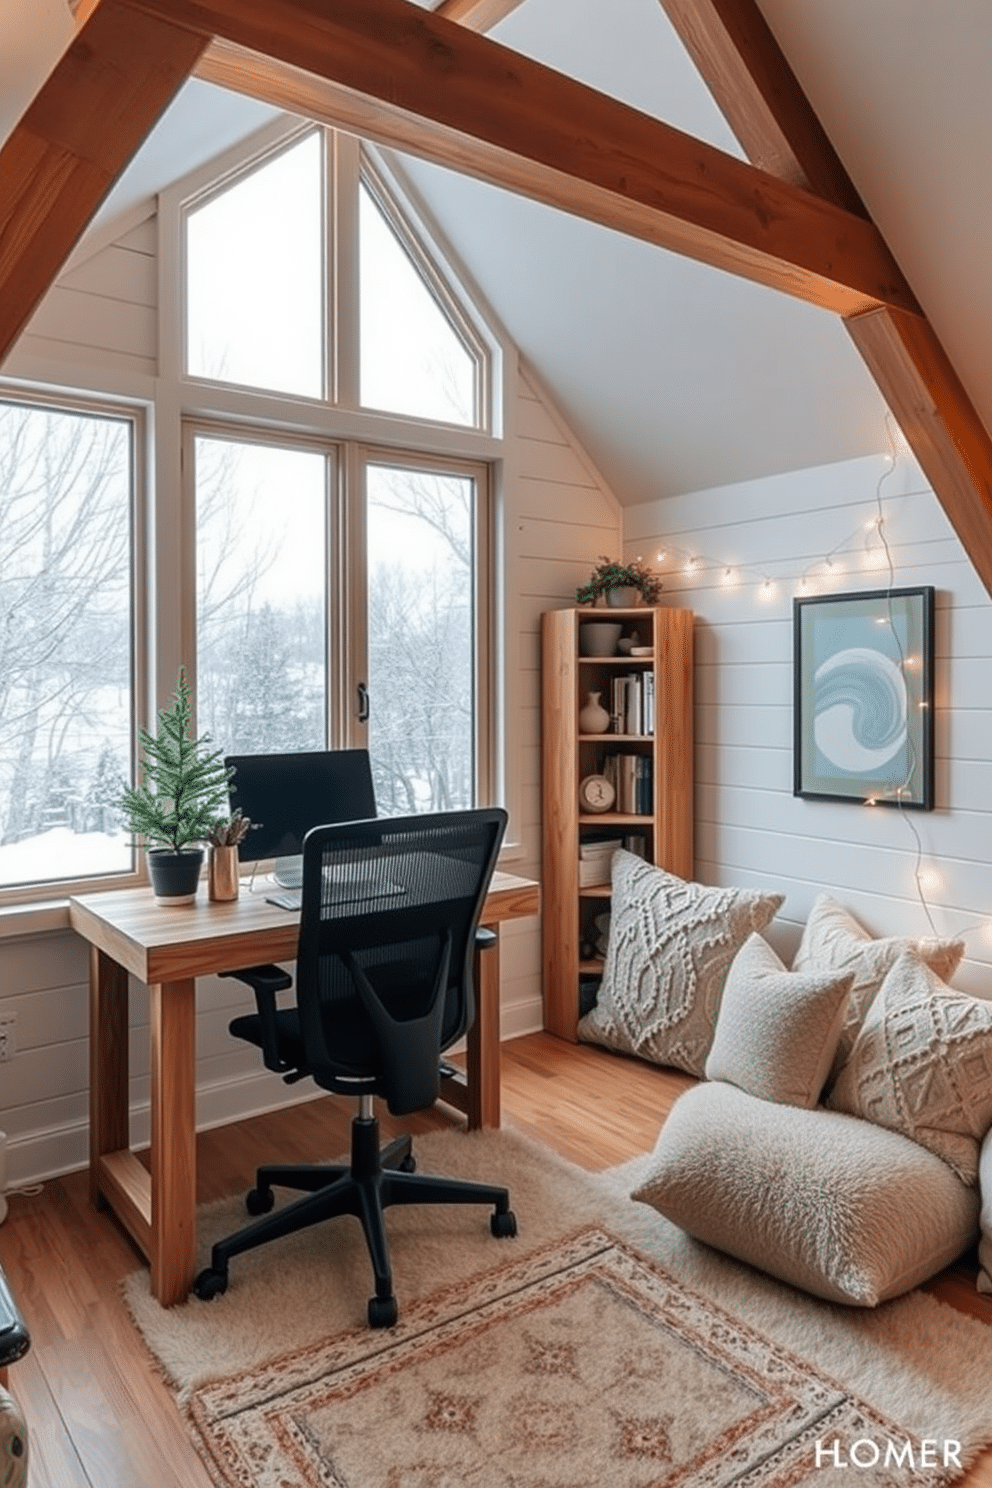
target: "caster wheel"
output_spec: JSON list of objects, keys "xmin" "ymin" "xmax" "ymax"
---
[
  {"xmin": 491, "ymin": 1209, "xmax": 517, "ymax": 1239},
  {"xmin": 246, "ymin": 1186, "xmax": 275, "ymax": 1216},
  {"xmin": 193, "ymin": 1266, "xmax": 229, "ymax": 1301},
  {"xmin": 399, "ymin": 1154, "xmax": 417, "ymax": 1173},
  {"xmin": 368, "ymin": 1294, "xmax": 398, "ymax": 1329}
]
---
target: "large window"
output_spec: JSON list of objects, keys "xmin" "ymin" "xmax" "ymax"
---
[
  {"xmin": 182, "ymin": 129, "xmax": 495, "ymax": 811},
  {"xmin": 0, "ymin": 126, "xmax": 499, "ymax": 902},
  {"xmin": 0, "ymin": 398, "xmax": 135, "ymax": 890}
]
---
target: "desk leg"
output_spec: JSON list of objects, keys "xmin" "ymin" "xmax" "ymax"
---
[
  {"xmin": 89, "ymin": 947, "xmax": 129, "ymax": 1209},
  {"xmin": 466, "ymin": 929, "xmax": 501, "ymax": 1129},
  {"xmin": 149, "ymin": 978, "xmax": 197, "ymax": 1307}
]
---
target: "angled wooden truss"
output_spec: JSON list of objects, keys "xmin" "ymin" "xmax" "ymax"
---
[{"xmin": 2, "ymin": 0, "xmax": 990, "ymax": 590}]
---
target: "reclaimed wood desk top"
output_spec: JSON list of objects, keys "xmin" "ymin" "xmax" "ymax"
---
[{"xmin": 69, "ymin": 869, "xmax": 540, "ymax": 984}]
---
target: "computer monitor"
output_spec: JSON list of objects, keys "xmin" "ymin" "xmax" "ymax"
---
[{"xmin": 225, "ymin": 749, "xmax": 377, "ymax": 886}]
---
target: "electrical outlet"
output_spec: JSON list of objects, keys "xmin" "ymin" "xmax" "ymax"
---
[{"xmin": 0, "ymin": 1014, "xmax": 17, "ymax": 1063}]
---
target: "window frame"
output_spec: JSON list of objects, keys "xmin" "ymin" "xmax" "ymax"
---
[
  {"xmin": 0, "ymin": 385, "xmax": 148, "ymax": 905},
  {"xmin": 356, "ymin": 158, "xmax": 492, "ymax": 434},
  {"xmin": 348, "ymin": 446, "xmax": 494, "ymax": 808},
  {"xmin": 179, "ymin": 124, "xmax": 330, "ymax": 405}
]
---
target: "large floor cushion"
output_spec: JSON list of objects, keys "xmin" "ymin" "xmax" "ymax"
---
[{"xmin": 632, "ymin": 1080, "xmax": 979, "ymax": 1307}]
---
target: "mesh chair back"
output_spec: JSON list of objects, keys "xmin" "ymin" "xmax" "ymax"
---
[{"xmin": 295, "ymin": 808, "xmax": 507, "ymax": 1114}]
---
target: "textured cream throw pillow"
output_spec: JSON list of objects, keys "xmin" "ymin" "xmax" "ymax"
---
[
  {"xmin": 633, "ymin": 1081, "xmax": 978, "ymax": 1306},
  {"xmin": 704, "ymin": 933, "xmax": 854, "ymax": 1107},
  {"xmin": 577, "ymin": 853, "xmax": 783, "ymax": 1076},
  {"xmin": 792, "ymin": 894, "xmax": 964, "ymax": 1086},
  {"xmin": 827, "ymin": 950, "xmax": 992, "ymax": 1185}
]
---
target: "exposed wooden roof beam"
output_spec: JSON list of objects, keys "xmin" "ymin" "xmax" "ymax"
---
[
  {"xmin": 132, "ymin": 0, "xmax": 917, "ymax": 318},
  {"xmin": 849, "ymin": 307, "xmax": 992, "ymax": 585},
  {"xmin": 659, "ymin": 0, "xmax": 866, "ymax": 214},
  {"xmin": 433, "ymin": 0, "xmax": 528, "ymax": 33},
  {"xmin": 0, "ymin": 0, "xmax": 206, "ymax": 363},
  {"xmin": 658, "ymin": 0, "xmax": 992, "ymax": 598}
]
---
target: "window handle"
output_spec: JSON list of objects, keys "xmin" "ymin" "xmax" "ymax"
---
[{"xmin": 357, "ymin": 682, "xmax": 370, "ymax": 723}]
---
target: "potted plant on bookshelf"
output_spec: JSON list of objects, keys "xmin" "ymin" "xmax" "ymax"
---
[
  {"xmin": 576, "ymin": 556, "xmax": 663, "ymax": 608},
  {"xmin": 116, "ymin": 669, "xmax": 233, "ymax": 904}
]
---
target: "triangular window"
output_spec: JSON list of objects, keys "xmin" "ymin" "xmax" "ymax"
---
[
  {"xmin": 185, "ymin": 131, "xmax": 324, "ymax": 398},
  {"xmin": 359, "ymin": 178, "xmax": 478, "ymax": 427}
]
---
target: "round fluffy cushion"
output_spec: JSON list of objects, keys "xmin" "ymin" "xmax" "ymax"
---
[{"xmin": 631, "ymin": 1080, "xmax": 979, "ymax": 1307}]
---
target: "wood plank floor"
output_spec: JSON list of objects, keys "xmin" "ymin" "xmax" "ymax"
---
[{"xmin": 1, "ymin": 1032, "xmax": 989, "ymax": 1486}]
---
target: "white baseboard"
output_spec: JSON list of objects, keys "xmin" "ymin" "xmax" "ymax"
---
[{"xmin": 5, "ymin": 1001, "xmax": 547, "ymax": 1189}]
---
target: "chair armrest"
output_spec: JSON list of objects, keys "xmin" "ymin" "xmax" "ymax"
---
[{"xmin": 220, "ymin": 965, "xmax": 293, "ymax": 1072}]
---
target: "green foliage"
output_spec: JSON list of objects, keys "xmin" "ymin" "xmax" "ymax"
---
[
  {"xmin": 116, "ymin": 670, "xmax": 233, "ymax": 851},
  {"xmin": 576, "ymin": 556, "xmax": 663, "ymax": 606}
]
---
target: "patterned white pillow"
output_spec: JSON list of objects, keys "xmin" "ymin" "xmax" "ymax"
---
[
  {"xmin": 827, "ymin": 950, "xmax": 992, "ymax": 1185},
  {"xmin": 705, "ymin": 933, "xmax": 854, "ymax": 1108},
  {"xmin": 793, "ymin": 894, "xmax": 964, "ymax": 1087},
  {"xmin": 577, "ymin": 852, "xmax": 783, "ymax": 1076}
]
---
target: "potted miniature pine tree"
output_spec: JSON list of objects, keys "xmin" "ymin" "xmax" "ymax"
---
[{"xmin": 117, "ymin": 669, "xmax": 233, "ymax": 904}]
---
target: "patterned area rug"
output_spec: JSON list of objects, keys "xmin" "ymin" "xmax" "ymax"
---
[
  {"xmin": 186, "ymin": 1228, "xmax": 949, "ymax": 1487},
  {"xmin": 125, "ymin": 1129, "xmax": 992, "ymax": 1487}
]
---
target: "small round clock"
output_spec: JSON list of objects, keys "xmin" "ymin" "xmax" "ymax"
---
[{"xmin": 579, "ymin": 774, "xmax": 616, "ymax": 813}]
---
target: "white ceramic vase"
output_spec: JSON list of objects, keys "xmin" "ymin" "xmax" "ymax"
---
[{"xmin": 578, "ymin": 691, "xmax": 610, "ymax": 734}]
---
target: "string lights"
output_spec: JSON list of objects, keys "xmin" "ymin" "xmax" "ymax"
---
[{"xmin": 642, "ymin": 414, "xmax": 989, "ymax": 951}]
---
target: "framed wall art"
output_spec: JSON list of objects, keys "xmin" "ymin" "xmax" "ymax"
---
[{"xmin": 793, "ymin": 586, "xmax": 934, "ymax": 810}]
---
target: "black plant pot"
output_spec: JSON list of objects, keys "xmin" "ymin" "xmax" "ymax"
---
[{"xmin": 147, "ymin": 848, "xmax": 204, "ymax": 905}]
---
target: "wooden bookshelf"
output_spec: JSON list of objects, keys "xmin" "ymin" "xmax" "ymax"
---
[{"xmin": 541, "ymin": 604, "xmax": 693, "ymax": 1039}]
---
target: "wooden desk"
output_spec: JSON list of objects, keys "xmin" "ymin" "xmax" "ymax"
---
[{"xmin": 68, "ymin": 870, "xmax": 539, "ymax": 1307}]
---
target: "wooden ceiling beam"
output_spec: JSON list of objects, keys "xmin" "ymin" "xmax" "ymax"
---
[
  {"xmin": 433, "ymin": 0, "xmax": 528, "ymax": 33},
  {"xmin": 658, "ymin": 0, "xmax": 992, "ymax": 597},
  {"xmin": 659, "ymin": 0, "xmax": 866, "ymax": 214},
  {"xmin": 0, "ymin": 0, "xmax": 207, "ymax": 364},
  {"xmin": 126, "ymin": 0, "xmax": 917, "ymax": 318},
  {"xmin": 849, "ymin": 307, "xmax": 992, "ymax": 585}
]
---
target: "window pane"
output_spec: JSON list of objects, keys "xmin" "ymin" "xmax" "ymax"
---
[
  {"xmin": 366, "ymin": 463, "xmax": 475, "ymax": 813},
  {"xmin": 0, "ymin": 401, "xmax": 133, "ymax": 888},
  {"xmin": 186, "ymin": 133, "xmax": 324, "ymax": 398},
  {"xmin": 195, "ymin": 436, "xmax": 327, "ymax": 756},
  {"xmin": 359, "ymin": 182, "xmax": 477, "ymax": 426}
]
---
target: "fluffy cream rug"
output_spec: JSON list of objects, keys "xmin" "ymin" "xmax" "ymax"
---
[{"xmin": 125, "ymin": 1129, "xmax": 992, "ymax": 1485}]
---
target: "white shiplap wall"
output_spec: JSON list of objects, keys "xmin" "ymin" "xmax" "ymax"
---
[
  {"xmin": 500, "ymin": 360, "xmax": 622, "ymax": 1036},
  {"xmin": 625, "ymin": 452, "xmax": 992, "ymax": 998},
  {"xmin": 0, "ymin": 226, "xmax": 621, "ymax": 1184},
  {"xmin": 14, "ymin": 215, "xmax": 158, "ymax": 378}
]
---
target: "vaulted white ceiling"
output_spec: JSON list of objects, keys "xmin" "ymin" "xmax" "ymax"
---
[{"xmin": 5, "ymin": 0, "xmax": 989, "ymax": 508}]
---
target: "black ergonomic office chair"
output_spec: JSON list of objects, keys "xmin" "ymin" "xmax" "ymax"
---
[{"xmin": 193, "ymin": 807, "xmax": 515, "ymax": 1328}]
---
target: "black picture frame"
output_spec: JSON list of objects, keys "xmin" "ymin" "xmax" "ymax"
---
[{"xmin": 793, "ymin": 586, "xmax": 934, "ymax": 810}]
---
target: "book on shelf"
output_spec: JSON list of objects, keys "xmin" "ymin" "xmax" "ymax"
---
[
  {"xmin": 578, "ymin": 834, "xmax": 623, "ymax": 886},
  {"xmin": 601, "ymin": 752, "xmax": 653, "ymax": 814},
  {"xmin": 609, "ymin": 672, "xmax": 654, "ymax": 736}
]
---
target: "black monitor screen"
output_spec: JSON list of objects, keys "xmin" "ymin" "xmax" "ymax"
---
[{"xmin": 225, "ymin": 750, "xmax": 376, "ymax": 863}]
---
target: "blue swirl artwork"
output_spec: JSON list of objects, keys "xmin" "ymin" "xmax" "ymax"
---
[{"xmin": 813, "ymin": 645, "xmax": 907, "ymax": 777}]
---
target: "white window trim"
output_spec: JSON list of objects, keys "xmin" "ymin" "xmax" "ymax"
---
[{"xmin": 0, "ymin": 385, "xmax": 149, "ymax": 905}]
